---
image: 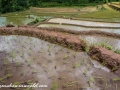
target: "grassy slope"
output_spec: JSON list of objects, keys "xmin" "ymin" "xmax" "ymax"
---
[
  {"xmin": 0, "ymin": 4, "xmax": 120, "ymax": 22},
  {"xmin": 79, "ymin": 4, "xmax": 120, "ymax": 19}
]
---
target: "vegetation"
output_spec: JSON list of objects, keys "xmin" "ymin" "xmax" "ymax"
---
[
  {"xmin": 114, "ymin": 49, "xmax": 120, "ymax": 54},
  {"xmin": 0, "ymin": 32, "xmax": 120, "ymax": 89},
  {"xmin": 101, "ymin": 43, "xmax": 113, "ymax": 50},
  {"xmin": 51, "ymin": 82, "xmax": 57, "ymax": 90},
  {"xmin": 0, "ymin": 0, "xmax": 120, "ymax": 13},
  {"xmin": 63, "ymin": 81, "xmax": 78, "ymax": 88},
  {"xmin": 27, "ymin": 18, "xmax": 39, "ymax": 25},
  {"xmin": 79, "ymin": 5, "xmax": 120, "ymax": 19},
  {"xmin": 0, "ymin": 0, "xmax": 29, "ymax": 13},
  {"xmin": 112, "ymin": 77, "xmax": 120, "ymax": 81},
  {"xmin": 73, "ymin": 63, "xmax": 81, "ymax": 68}
]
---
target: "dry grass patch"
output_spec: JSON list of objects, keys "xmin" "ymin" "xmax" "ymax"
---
[{"xmin": 29, "ymin": 7, "xmax": 80, "ymax": 13}]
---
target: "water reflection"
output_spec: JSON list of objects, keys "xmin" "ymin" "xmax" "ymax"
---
[
  {"xmin": 38, "ymin": 23, "xmax": 120, "ymax": 34},
  {"xmin": 0, "ymin": 17, "xmax": 7, "ymax": 27},
  {"xmin": 0, "ymin": 14, "xmax": 52, "ymax": 27},
  {"xmin": 79, "ymin": 35, "xmax": 120, "ymax": 50},
  {"xmin": 0, "ymin": 16, "xmax": 34, "ymax": 27},
  {"xmin": 48, "ymin": 18, "xmax": 120, "ymax": 28}
]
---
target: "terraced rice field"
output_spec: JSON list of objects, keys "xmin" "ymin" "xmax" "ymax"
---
[
  {"xmin": 0, "ymin": 35, "xmax": 120, "ymax": 90},
  {"xmin": 0, "ymin": 17, "xmax": 120, "ymax": 90}
]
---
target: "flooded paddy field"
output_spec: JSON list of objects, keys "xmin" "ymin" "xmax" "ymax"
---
[
  {"xmin": 79, "ymin": 35, "xmax": 120, "ymax": 51},
  {"xmin": 0, "ymin": 35, "xmax": 120, "ymax": 90},
  {"xmin": 48, "ymin": 18, "xmax": 120, "ymax": 28},
  {"xmin": 0, "ymin": 16, "xmax": 35, "ymax": 27},
  {"xmin": 38, "ymin": 18, "xmax": 120, "ymax": 35},
  {"xmin": 38, "ymin": 23, "xmax": 120, "ymax": 34},
  {"xmin": 0, "ymin": 3, "xmax": 120, "ymax": 90},
  {"xmin": 0, "ymin": 15, "xmax": 52, "ymax": 27}
]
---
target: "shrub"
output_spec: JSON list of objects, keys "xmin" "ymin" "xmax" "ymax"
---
[
  {"xmin": 114, "ymin": 49, "xmax": 120, "ymax": 54},
  {"xmin": 27, "ymin": 18, "xmax": 39, "ymax": 25},
  {"xmin": 51, "ymin": 82, "xmax": 57, "ymax": 90},
  {"xmin": 101, "ymin": 43, "xmax": 113, "ymax": 50}
]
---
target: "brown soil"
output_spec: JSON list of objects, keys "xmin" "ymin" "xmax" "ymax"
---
[
  {"xmin": 54, "ymin": 73, "xmax": 81, "ymax": 90},
  {"xmin": 0, "ymin": 35, "xmax": 120, "ymax": 90},
  {"xmin": 0, "ymin": 26, "xmax": 120, "ymax": 76},
  {"xmin": 6, "ymin": 24, "xmax": 15, "ymax": 27},
  {"xmin": 44, "ymin": 16, "xmax": 120, "ymax": 23},
  {"xmin": 88, "ymin": 46, "xmax": 120, "ymax": 76},
  {"xmin": 37, "ymin": 21, "xmax": 120, "ymax": 29},
  {"xmin": 29, "ymin": 7, "xmax": 79, "ymax": 13},
  {"xmin": 0, "ymin": 51, "xmax": 36, "ymax": 90},
  {"xmin": 0, "ymin": 26, "xmax": 86, "ymax": 51},
  {"xmin": 37, "ymin": 27, "xmax": 120, "ymax": 39}
]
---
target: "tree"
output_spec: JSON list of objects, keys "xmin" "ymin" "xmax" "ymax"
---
[
  {"xmin": 0, "ymin": 0, "xmax": 119, "ymax": 13},
  {"xmin": 0, "ymin": 0, "xmax": 30, "ymax": 13},
  {"xmin": 30, "ymin": 0, "xmax": 42, "ymax": 7}
]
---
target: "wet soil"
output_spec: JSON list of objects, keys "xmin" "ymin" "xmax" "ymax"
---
[
  {"xmin": 48, "ymin": 18, "xmax": 120, "ymax": 28},
  {"xmin": 0, "ymin": 26, "xmax": 120, "ymax": 73},
  {"xmin": 37, "ymin": 27, "xmax": 120, "ymax": 39},
  {"xmin": 38, "ymin": 23, "xmax": 120, "ymax": 34},
  {"xmin": 0, "ymin": 27, "xmax": 86, "ymax": 51},
  {"xmin": 79, "ymin": 35, "xmax": 120, "ymax": 50},
  {"xmin": 0, "ymin": 35, "xmax": 120, "ymax": 90},
  {"xmin": 88, "ymin": 46, "xmax": 120, "ymax": 74}
]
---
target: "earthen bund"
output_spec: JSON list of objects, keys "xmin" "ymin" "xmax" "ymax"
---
[{"xmin": 0, "ymin": 26, "xmax": 120, "ymax": 76}]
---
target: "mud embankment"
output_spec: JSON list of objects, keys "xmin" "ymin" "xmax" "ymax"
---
[
  {"xmin": 0, "ymin": 26, "xmax": 120, "ymax": 76},
  {"xmin": 38, "ymin": 27, "xmax": 120, "ymax": 39},
  {"xmin": 47, "ymin": 18, "xmax": 120, "ymax": 28},
  {"xmin": 0, "ymin": 26, "xmax": 85, "ymax": 51},
  {"xmin": 37, "ymin": 22, "xmax": 120, "ymax": 29},
  {"xmin": 88, "ymin": 46, "xmax": 120, "ymax": 75}
]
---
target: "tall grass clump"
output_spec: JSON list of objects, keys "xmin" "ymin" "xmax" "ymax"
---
[{"xmin": 28, "ymin": 18, "xmax": 39, "ymax": 25}]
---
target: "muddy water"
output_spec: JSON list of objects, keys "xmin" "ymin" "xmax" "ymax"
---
[
  {"xmin": 48, "ymin": 18, "xmax": 120, "ymax": 28},
  {"xmin": 79, "ymin": 35, "xmax": 120, "ymax": 50},
  {"xmin": 0, "ymin": 35, "xmax": 119, "ymax": 90},
  {"xmin": 0, "ymin": 16, "xmax": 35, "ymax": 27},
  {"xmin": 0, "ymin": 13, "xmax": 52, "ymax": 27},
  {"xmin": 38, "ymin": 23, "xmax": 120, "ymax": 34},
  {"xmin": 0, "ymin": 17, "xmax": 7, "ymax": 27}
]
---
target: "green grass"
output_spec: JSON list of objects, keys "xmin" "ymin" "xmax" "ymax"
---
[
  {"xmin": 101, "ymin": 43, "xmax": 113, "ymax": 50},
  {"xmin": 0, "ymin": 4, "xmax": 120, "ymax": 26},
  {"xmin": 79, "ymin": 7, "xmax": 120, "ymax": 19},
  {"xmin": 114, "ymin": 49, "xmax": 120, "ymax": 54},
  {"xmin": 64, "ymin": 81, "xmax": 78, "ymax": 87},
  {"xmin": 28, "ymin": 59, "xmax": 33, "ymax": 66},
  {"xmin": 73, "ymin": 63, "xmax": 81, "ymax": 68},
  {"xmin": 41, "ymin": 2, "xmax": 98, "ymax": 7},
  {"xmin": 51, "ymin": 82, "xmax": 57, "ymax": 90},
  {"xmin": 112, "ymin": 77, "xmax": 120, "ymax": 81},
  {"xmin": 27, "ymin": 18, "xmax": 39, "ymax": 25},
  {"xmin": 1, "ymin": 6, "xmax": 119, "ymax": 20}
]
